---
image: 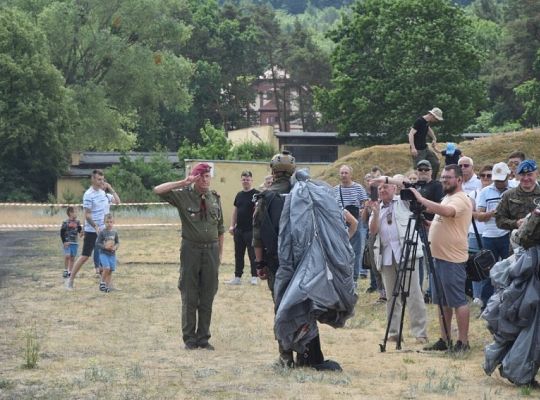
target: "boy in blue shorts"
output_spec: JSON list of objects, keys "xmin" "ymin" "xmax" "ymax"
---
[
  {"xmin": 96, "ymin": 214, "xmax": 119, "ymax": 292},
  {"xmin": 60, "ymin": 206, "xmax": 83, "ymax": 278}
]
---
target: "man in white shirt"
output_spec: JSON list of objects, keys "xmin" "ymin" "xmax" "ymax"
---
[
  {"xmin": 458, "ymin": 156, "xmax": 482, "ymax": 193},
  {"xmin": 475, "ymin": 162, "xmax": 512, "ymax": 308}
]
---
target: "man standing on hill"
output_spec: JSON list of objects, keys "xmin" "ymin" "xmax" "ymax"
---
[
  {"xmin": 408, "ymin": 107, "xmax": 443, "ymax": 180},
  {"xmin": 154, "ymin": 163, "xmax": 224, "ymax": 350}
]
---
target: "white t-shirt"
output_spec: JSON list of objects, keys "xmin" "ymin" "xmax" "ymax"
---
[
  {"xmin": 462, "ymin": 174, "xmax": 482, "ymax": 193},
  {"xmin": 468, "ymin": 189, "xmax": 485, "ymax": 235},
  {"xmin": 477, "ymin": 184, "xmax": 510, "ymax": 238},
  {"xmin": 82, "ymin": 187, "xmax": 113, "ymax": 232}
]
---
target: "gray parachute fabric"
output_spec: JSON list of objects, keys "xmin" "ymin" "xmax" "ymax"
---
[
  {"xmin": 273, "ymin": 170, "xmax": 358, "ymax": 354},
  {"xmin": 482, "ymin": 245, "xmax": 540, "ymax": 385}
]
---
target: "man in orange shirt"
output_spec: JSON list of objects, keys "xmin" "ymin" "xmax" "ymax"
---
[{"xmin": 410, "ymin": 164, "xmax": 472, "ymax": 353}]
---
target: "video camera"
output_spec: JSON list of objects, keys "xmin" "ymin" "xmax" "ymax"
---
[{"xmin": 400, "ymin": 181, "xmax": 427, "ymax": 213}]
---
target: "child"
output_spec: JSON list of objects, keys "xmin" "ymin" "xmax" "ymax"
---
[
  {"xmin": 60, "ymin": 206, "xmax": 83, "ymax": 278},
  {"xmin": 96, "ymin": 213, "xmax": 119, "ymax": 293},
  {"xmin": 433, "ymin": 142, "xmax": 462, "ymax": 166}
]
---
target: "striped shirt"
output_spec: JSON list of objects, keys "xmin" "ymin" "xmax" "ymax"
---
[
  {"xmin": 333, "ymin": 183, "xmax": 368, "ymax": 209},
  {"xmin": 82, "ymin": 187, "xmax": 114, "ymax": 233}
]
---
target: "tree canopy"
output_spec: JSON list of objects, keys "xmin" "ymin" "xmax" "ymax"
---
[{"xmin": 316, "ymin": 0, "xmax": 484, "ymax": 144}]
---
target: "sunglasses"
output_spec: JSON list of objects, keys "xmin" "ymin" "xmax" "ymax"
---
[
  {"xmin": 459, "ymin": 164, "xmax": 471, "ymax": 168},
  {"xmin": 417, "ymin": 168, "xmax": 431, "ymax": 172},
  {"xmin": 479, "ymin": 173, "xmax": 492, "ymax": 178}
]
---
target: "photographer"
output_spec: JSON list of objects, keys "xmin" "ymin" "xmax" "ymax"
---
[
  {"xmin": 414, "ymin": 160, "xmax": 444, "ymax": 224},
  {"xmin": 409, "ymin": 165, "xmax": 472, "ymax": 353},
  {"xmin": 367, "ymin": 175, "xmax": 428, "ymax": 343}
]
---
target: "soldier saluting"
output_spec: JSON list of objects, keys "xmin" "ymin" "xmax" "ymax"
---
[{"xmin": 154, "ymin": 162, "xmax": 224, "ymax": 351}]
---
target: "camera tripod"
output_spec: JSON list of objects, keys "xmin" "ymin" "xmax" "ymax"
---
[{"xmin": 379, "ymin": 210, "xmax": 451, "ymax": 352}]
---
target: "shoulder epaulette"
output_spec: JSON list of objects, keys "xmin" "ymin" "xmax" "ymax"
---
[{"xmin": 211, "ymin": 189, "xmax": 220, "ymax": 198}]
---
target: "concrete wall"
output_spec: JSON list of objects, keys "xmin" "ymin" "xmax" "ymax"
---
[
  {"xmin": 56, "ymin": 178, "xmax": 86, "ymax": 202},
  {"xmin": 186, "ymin": 159, "xmax": 330, "ymax": 225}
]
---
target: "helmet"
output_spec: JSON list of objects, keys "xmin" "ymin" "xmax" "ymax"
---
[{"xmin": 270, "ymin": 150, "xmax": 296, "ymax": 174}]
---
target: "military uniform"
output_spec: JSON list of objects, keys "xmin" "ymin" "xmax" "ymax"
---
[
  {"xmin": 495, "ymin": 184, "xmax": 540, "ymax": 231},
  {"xmin": 159, "ymin": 186, "xmax": 224, "ymax": 348},
  {"xmin": 252, "ymin": 175, "xmax": 291, "ymax": 296}
]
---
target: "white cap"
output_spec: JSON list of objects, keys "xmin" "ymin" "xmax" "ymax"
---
[{"xmin": 492, "ymin": 162, "xmax": 510, "ymax": 181}]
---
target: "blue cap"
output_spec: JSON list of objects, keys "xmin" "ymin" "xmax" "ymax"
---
[
  {"xmin": 446, "ymin": 142, "xmax": 456, "ymax": 156},
  {"xmin": 517, "ymin": 159, "xmax": 537, "ymax": 175}
]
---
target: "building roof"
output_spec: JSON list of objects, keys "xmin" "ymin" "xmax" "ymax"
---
[
  {"xmin": 75, "ymin": 152, "xmax": 179, "ymax": 165},
  {"xmin": 274, "ymin": 132, "xmax": 339, "ymax": 138}
]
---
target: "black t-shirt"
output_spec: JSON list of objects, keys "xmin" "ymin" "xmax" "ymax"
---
[
  {"xmin": 412, "ymin": 117, "xmax": 430, "ymax": 150},
  {"xmin": 441, "ymin": 149, "xmax": 462, "ymax": 166},
  {"xmin": 234, "ymin": 189, "xmax": 259, "ymax": 230},
  {"xmin": 419, "ymin": 180, "xmax": 444, "ymax": 221}
]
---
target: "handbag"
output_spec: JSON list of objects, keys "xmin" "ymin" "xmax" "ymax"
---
[
  {"xmin": 339, "ymin": 186, "xmax": 360, "ymax": 219},
  {"xmin": 465, "ymin": 219, "xmax": 497, "ymax": 282},
  {"xmin": 362, "ymin": 233, "xmax": 375, "ymax": 270}
]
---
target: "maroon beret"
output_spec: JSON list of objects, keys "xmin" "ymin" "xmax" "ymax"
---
[{"xmin": 191, "ymin": 162, "xmax": 212, "ymax": 176}]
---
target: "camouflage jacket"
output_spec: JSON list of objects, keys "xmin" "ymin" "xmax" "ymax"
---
[
  {"xmin": 517, "ymin": 210, "xmax": 540, "ymax": 249},
  {"xmin": 495, "ymin": 183, "xmax": 540, "ymax": 231}
]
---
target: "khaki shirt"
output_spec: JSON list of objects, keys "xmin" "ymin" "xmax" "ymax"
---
[
  {"xmin": 429, "ymin": 191, "xmax": 472, "ymax": 263},
  {"xmin": 495, "ymin": 184, "xmax": 540, "ymax": 231},
  {"xmin": 159, "ymin": 186, "xmax": 224, "ymax": 243}
]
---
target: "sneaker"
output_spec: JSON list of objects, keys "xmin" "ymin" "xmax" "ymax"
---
[
  {"xmin": 278, "ymin": 352, "xmax": 295, "ymax": 368},
  {"xmin": 99, "ymin": 283, "xmax": 107, "ymax": 292},
  {"xmin": 452, "ymin": 340, "xmax": 470, "ymax": 353},
  {"xmin": 423, "ymin": 338, "xmax": 448, "ymax": 351},
  {"xmin": 365, "ymin": 287, "xmax": 376, "ymax": 294},
  {"xmin": 62, "ymin": 270, "xmax": 69, "ymax": 278},
  {"xmin": 424, "ymin": 293, "xmax": 432, "ymax": 304},
  {"xmin": 199, "ymin": 343, "xmax": 215, "ymax": 351},
  {"xmin": 250, "ymin": 276, "xmax": 258, "ymax": 285},
  {"xmin": 375, "ymin": 296, "xmax": 387, "ymax": 304},
  {"xmin": 226, "ymin": 277, "xmax": 241, "ymax": 285},
  {"xmin": 473, "ymin": 298, "xmax": 484, "ymax": 307},
  {"xmin": 65, "ymin": 279, "xmax": 74, "ymax": 291}
]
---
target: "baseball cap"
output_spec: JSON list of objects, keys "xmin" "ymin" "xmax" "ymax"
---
[
  {"xmin": 446, "ymin": 142, "xmax": 456, "ymax": 156},
  {"xmin": 491, "ymin": 162, "xmax": 510, "ymax": 181},
  {"xmin": 416, "ymin": 159, "xmax": 432, "ymax": 169},
  {"xmin": 517, "ymin": 159, "xmax": 537, "ymax": 175}
]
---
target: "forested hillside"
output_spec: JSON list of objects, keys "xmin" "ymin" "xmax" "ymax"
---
[{"xmin": 1, "ymin": 0, "xmax": 538, "ymax": 200}]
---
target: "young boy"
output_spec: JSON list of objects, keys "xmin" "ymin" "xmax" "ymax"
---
[
  {"xmin": 96, "ymin": 214, "xmax": 119, "ymax": 293},
  {"xmin": 60, "ymin": 206, "xmax": 83, "ymax": 278}
]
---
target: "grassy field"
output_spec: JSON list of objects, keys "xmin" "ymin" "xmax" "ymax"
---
[{"xmin": 0, "ymin": 220, "xmax": 537, "ymax": 400}]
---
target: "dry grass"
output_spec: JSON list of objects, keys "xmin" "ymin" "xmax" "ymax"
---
[
  {"xmin": 0, "ymin": 223, "xmax": 534, "ymax": 400},
  {"xmin": 318, "ymin": 129, "xmax": 540, "ymax": 184}
]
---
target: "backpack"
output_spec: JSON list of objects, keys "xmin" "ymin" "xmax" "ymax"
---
[{"xmin": 260, "ymin": 190, "xmax": 287, "ymax": 257}]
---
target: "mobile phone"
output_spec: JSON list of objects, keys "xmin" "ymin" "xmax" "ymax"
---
[{"xmin": 370, "ymin": 185, "xmax": 378, "ymax": 201}]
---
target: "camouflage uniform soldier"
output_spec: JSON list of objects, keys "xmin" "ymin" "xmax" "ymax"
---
[
  {"xmin": 496, "ymin": 160, "xmax": 540, "ymax": 232},
  {"xmin": 253, "ymin": 151, "xmax": 340, "ymax": 371},
  {"xmin": 154, "ymin": 163, "xmax": 224, "ymax": 350}
]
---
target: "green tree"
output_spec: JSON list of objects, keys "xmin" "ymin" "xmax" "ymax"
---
[
  {"xmin": 0, "ymin": 7, "xmax": 76, "ymax": 200},
  {"xmin": 105, "ymin": 153, "xmax": 181, "ymax": 202},
  {"xmin": 317, "ymin": 0, "xmax": 484, "ymax": 144},
  {"xmin": 36, "ymin": 0, "xmax": 193, "ymax": 151},
  {"xmin": 178, "ymin": 121, "xmax": 232, "ymax": 166}
]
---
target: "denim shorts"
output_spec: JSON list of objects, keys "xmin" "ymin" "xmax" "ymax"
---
[
  {"xmin": 431, "ymin": 258, "xmax": 467, "ymax": 308},
  {"xmin": 99, "ymin": 253, "xmax": 116, "ymax": 272},
  {"xmin": 63, "ymin": 243, "xmax": 78, "ymax": 257}
]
